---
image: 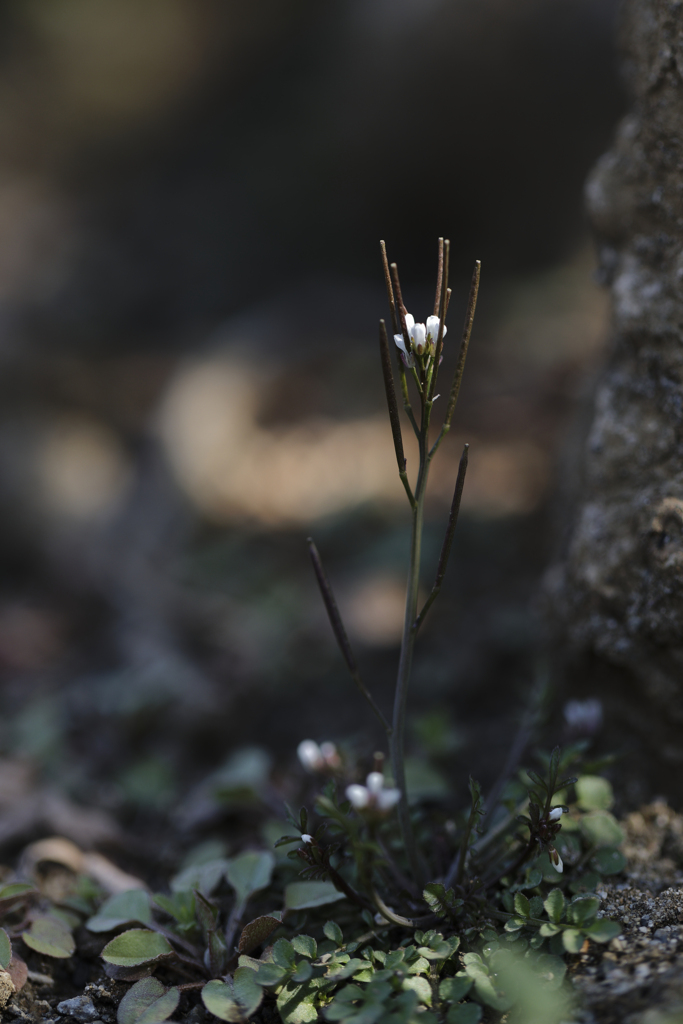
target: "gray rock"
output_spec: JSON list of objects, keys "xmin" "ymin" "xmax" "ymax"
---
[{"xmin": 56, "ymin": 995, "xmax": 100, "ymax": 1022}]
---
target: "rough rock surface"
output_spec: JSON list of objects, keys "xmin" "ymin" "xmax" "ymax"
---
[{"xmin": 555, "ymin": 0, "xmax": 683, "ymax": 774}]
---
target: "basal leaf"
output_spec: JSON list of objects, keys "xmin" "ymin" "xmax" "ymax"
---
[
  {"xmin": 22, "ymin": 917, "xmax": 75, "ymax": 959},
  {"xmin": 225, "ymin": 852, "xmax": 274, "ymax": 909},
  {"xmin": 543, "ymin": 889, "xmax": 565, "ymax": 925},
  {"xmin": 585, "ymin": 919, "xmax": 622, "ymax": 943},
  {"xmin": 323, "ymin": 921, "xmax": 343, "ymax": 945},
  {"xmin": 118, "ymin": 977, "xmax": 180, "ymax": 1024},
  {"xmin": 238, "ymin": 915, "xmax": 282, "ymax": 955},
  {"xmin": 575, "ymin": 776, "xmax": 613, "ymax": 812},
  {"xmin": 101, "ymin": 929, "xmax": 173, "ymax": 968},
  {"xmin": 284, "ymin": 881, "xmax": 345, "ymax": 911},
  {"xmin": 254, "ymin": 963, "xmax": 288, "ymax": 987},
  {"xmin": 202, "ymin": 980, "xmax": 241, "ymax": 1023},
  {"xmin": 561, "ymin": 929, "xmax": 585, "ymax": 954},
  {"xmin": 513, "ymin": 893, "xmax": 530, "ymax": 918},
  {"xmin": 153, "ymin": 891, "xmax": 195, "ymax": 926},
  {"xmin": 590, "ymin": 847, "xmax": 627, "ymax": 876},
  {"xmin": 233, "ymin": 966, "xmax": 264, "ymax": 1016},
  {"xmin": 567, "ymin": 896, "xmax": 600, "ymax": 927},
  {"xmin": 401, "ymin": 976, "xmax": 432, "ymax": 1005},
  {"xmin": 87, "ymin": 890, "xmax": 152, "ymax": 933},
  {"xmin": 277, "ymin": 980, "xmax": 319, "ymax": 1024},
  {"xmin": 580, "ymin": 811, "xmax": 624, "ymax": 849},
  {"xmin": 439, "ymin": 976, "xmax": 473, "ymax": 1002}
]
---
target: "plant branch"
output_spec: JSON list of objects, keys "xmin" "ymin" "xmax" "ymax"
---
[
  {"xmin": 426, "ymin": 239, "xmax": 450, "ymax": 404},
  {"xmin": 413, "ymin": 444, "xmax": 469, "ymax": 634},
  {"xmin": 380, "ymin": 240, "xmax": 399, "ymax": 335},
  {"xmin": 307, "ymin": 538, "xmax": 391, "ymax": 735},
  {"xmin": 433, "ymin": 237, "xmax": 444, "ymax": 317}
]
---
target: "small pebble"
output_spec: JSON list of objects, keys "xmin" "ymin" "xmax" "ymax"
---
[{"xmin": 56, "ymin": 995, "xmax": 100, "ymax": 1022}]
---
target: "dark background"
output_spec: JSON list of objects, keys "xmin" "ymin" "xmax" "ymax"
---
[{"xmin": 0, "ymin": 0, "xmax": 627, "ymax": 848}]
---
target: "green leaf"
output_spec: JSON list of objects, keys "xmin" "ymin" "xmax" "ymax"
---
[
  {"xmin": 0, "ymin": 929, "xmax": 10, "ymax": 970},
  {"xmin": 118, "ymin": 978, "xmax": 180, "ymax": 1024},
  {"xmin": 291, "ymin": 935, "xmax": 317, "ymax": 960},
  {"xmin": 277, "ymin": 980, "xmax": 319, "ymax": 1024},
  {"xmin": 580, "ymin": 811, "xmax": 624, "ymax": 848},
  {"xmin": 22, "ymin": 917, "xmax": 75, "ymax": 959},
  {"xmin": 470, "ymin": 973, "xmax": 511, "ymax": 1012},
  {"xmin": 422, "ymin": 883, "xmax": 463, "ymax": 918},
  {"xmin": 233, "ymin": 967, "xmax": 264, "ymax": 1016},
  {"xmin": 590, "ymin": 848, "xmax": 627, "ymax": 875},
  {"xmin": 543, "ymin": 888, "xmax": 565, "ymax": 925},
  {"xmin": 439, "ymin": 976, "xmax": 473, "ymax": 1002},
  {"xmin": 87, "ymin": 890, "xmax": 152, "ymax": 933},
  {"xmin": 575, "ymin": 776, "xmax": 613, "ymax": 811},
  {"xmin": 273, "ymin": 939, "xmax": 297, "ymax": 969},
  {"xmin": 0, "ymin": 883, "xmax": 34, "ymax": 908},
  {"xmin": 238, "ymin": 915, "xmax": 282, "ymax": 955},
  {"xmin": 292, "ymin": 962, "xmax": 313, "ymax": 984},
  {"xmin": 447, "ymin": 1005, "xmax": 482, "ymax": 1024},
  {"xmin": 513, "ymin": 893, "xmax": 530, "ymax": 918},
  {"xmin": 153, "ymin": 891, "xmax": 195, "ymax": 926},
  {"xmin": 561, "ymin": 929, "xmax": 585, "ymax": 954},
  {"xmin": 538, "ymin": 923, "xmax": 562, "ymax": 937},
  {"xmin": 323, "ymin": 921, "xmax": 343, "ymax": 945},
  {"xmin": 225, "ymin": 851, "xmax": 275, "ymax": 909},
  {"xmin": 254, "ymin": 963, "xmax": 288, "ymax": 987},
  {"xmin": 285, "ymin": 881, "xmax": 345, "ymax": 911},
  {"xmin": 567, "ymin": 896, "xmax": 600, "ymax": 927},
  {"xmin": 101, "ymin": 929, "xmax": 173, "ymax": 967},
  {"xmin": 171, "ymin": 859, "xmax": 230, "ymax": 896},
  {"xmin": 201, "ymin": 980, "xmax": 241, "ymax": 1023},
  {"xmin": 401, "ymin": 976, "xmax": 432, "ymax": 1005},
  {"xmin": 585, "ymin": 919, "xmax": 622, "ymax": 943}
]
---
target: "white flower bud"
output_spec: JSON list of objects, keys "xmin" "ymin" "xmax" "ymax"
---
[
  {"xmin": 548, "ymin": 807, "xmax": 564, "ymax": 822},
  {"xmin": 410, "ymin": 321, "xmax": 427, "ymax": 355},
  {"xmin": 377, "ymin": 787, "xmax": 401, "ymax": 810},
  {"xmin": 366, "ymin": 772, "xmax": 385, "ymax": 794},
  {"xmin": 550, "ymin": 849, "xmax": 563, "ymax": 873},
  {"xmin": 300, "ymin": 834, "xmax": 313, "ymax": 844},
  {"xmin": 346, "ymin": 784, "xmax": 370, "ymax": 809},
  {"xmin": 297, "ymin": 740, "xmax": 323, "ymax": 772},
  {"xmin": 425, "ymin": 315, "xmax": 446, "ymax": 352},
  {"xmin": 319, "ymin": 742, "xmax": 341, "ymax": 768}
]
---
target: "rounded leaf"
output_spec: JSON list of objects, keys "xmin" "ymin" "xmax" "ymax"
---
[
  {"xmin": 575, "ymin": 776, "xmax": 613, "ymax": 812},
  {"xmin": 440, "ymin": 976, "xmax": 473, "ymax": 1002},
  {"xmin": 580, "ymin": 811, "xmax": 624, "ymax": 848},
  {"xmin": 447, "ymin": 1005, "xmax": 482, "ymax": 1024},
  {"xmin": 117, "ymin": 978, "xmax": 180, "ymax": 1024},
  {"xmin": 0, "ymin": 929, "xmax": 10, "ymax": 970},
  {"xmin": 22, "ymin": 917, "xmax": 75, "ymax": 959},
  {"xmin": 233, "ymin": 967, "xmax": 264, "ymax": 1016},
  {"xmin": 290, "ymin": 935, "xmax": 316, "ymax": 960},
  {"xmin": 202, "ymin": 980, "xmax": 241, "ymax": 1023},
  {"xmin": 323, "ymin": 921, "xmax": 343, "ymax": 945},
  {"xmin": 238, "ymin": 915, "xmax": 281, "ymax": 955},
  {"xmin": 225, "ymin": 852, "xmax": 274, "ymax": 909},
  {"xmin": 590, "ymin": 847, "xmax": 627, "ymax": 876},
  {"xmin": 88, "ymin": 890, "xmax": 152, "ymax": 933},
  {"xmin": 102, "ymin": 930, "xmax": 173, "ymax": 968}
]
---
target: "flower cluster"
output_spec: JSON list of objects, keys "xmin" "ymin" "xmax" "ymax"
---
[
  {"xmin": 346, "ymin": 771, "xmax": 401, "ymax": 813},
  {"xmin": 394, "ymin": 312, "xmax": 446, "ymax": 367},
  {"xmin": 297, "ymin": 739, "xmax": 341, "ymax": 773}
]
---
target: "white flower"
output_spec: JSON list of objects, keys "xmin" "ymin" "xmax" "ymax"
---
[
  {"xmin": 345, "ymin": 772, "xmax": 401, "ymax": 813},
  {"xmin": 548, "ymin": 807, "xmax": 564, "ymax": 822},
  {"xmin": 564, "ymin": 698, "xmax": 603, "ymax": 735},
  {"xmin": 394, "ymin": 311, "xmax": 447, "ymax": 363},
  {"xmin": 297, "ymin": 740, "xmax": 339, "ymax": 773},
  {"xmin": 550, "ymin": 848, "xmax": 563, "ymax": 873},
  {"xmin": 300, "ymin": 834, "xmax": 313, "ymax": 844}
]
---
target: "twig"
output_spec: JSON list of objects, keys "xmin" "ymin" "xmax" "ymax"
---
[
  {"xmin": 307, "ymin": 538, "xmax": 391, "ymax": 735},
  {"xmin": 380, "ymin": 240, "xmax": 399, "ymax": 335},
  {"xmin": 414, "ymin": 444, "xmax": 469, "ymax": 634},
  {"xmin": 427, "ymin": 239, "xmax": 450, "ymax": 404},
  {"xmin": 433, "ymin": 237, "xmax": 444, "ymax": 317}
]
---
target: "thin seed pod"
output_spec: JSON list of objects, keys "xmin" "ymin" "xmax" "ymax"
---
[
  {"xmin": 380, "ymin": 240, "xmax": 399, "ymax": 335},
  {"xmin": 444, "ymin": 261, "xmax": 481, "ymax": 428},
  {"xmin": 413, "ymin": 444, "xmax": 469, "ymax": 633},
  {"xmin": 379, "ymin": 320, "xmax": 406, "ymax": 473},
  {"xmin": 307, "ymin": 538, "xmax": 391, "ymax": 735},
  {"xmin": 427, "ymin": 238, "xmax": 450, "ymax": 402},
  {"xmin": 390, "ymin": 262, "xmax": 411, "ymax": 352},
  {"xmin": 433, "ymin": 237, "xmax": 444, "ymax": 317}
]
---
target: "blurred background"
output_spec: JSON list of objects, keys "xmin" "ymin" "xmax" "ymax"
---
[{"xmin": 0, "ymin": 0, "xmax": 627, "ymax": 853}]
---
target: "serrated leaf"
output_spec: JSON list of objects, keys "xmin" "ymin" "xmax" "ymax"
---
[
  {"xmin": 285, "ymin": 881, "xmax": 345, "ymax": 911},
  {"xmin": 323, "ymin": 921, "xmax": 343, "ymax": 945},
  {"xmin": 447, "ymin": 1005, "xmax": 481, "ymax": 1024},
  {"xmin": 586, "ymin": 919, "xmax": 622, "ymax": 943},
  {"xmin": 575, "ymin": 775, "xmax": 613, "ymax": 811},
  {"xmin": 0, "ymin": 929, "xmax": 10, "ymax": 970},
  {"xmin": 233, "ymin": 966, "xmax": 264, "ymax": 1016},
  {"xmin": 292, "ymin": 962, "xmax": 313, "ymax": 984},
  {"xmin": 202, "ymin": 980, "xmax": 241, "ymax": 1022},
  {"xmin": 291, "ymin": 935, "xmax": 317, "ymax": 959},
  {"xmin": 22, "ymin": 917, "xmax": 75, "ymax": 959},
  {"xmin": 238, "ymin": 915, "xmax": 281, "ymax": 955},
  {"xmin": 273, "ymin": 939, "xmax": 297, "ymax": 969},
  {"xmin": 226, "ymin": 851, "xmax": 274, "ymax": 909},
  {"xmin": 543, "ymin": 888, "xmax": 565, "ymax": 925},
  {"xmin": 422, "ymin": 883, "xmax": 463, "ymax": 918},
  {"xmin": 562, "ymin": 929, "xmax": 585, "ymax": 953},
  {"xmin": 101, "ymin": 930, "xmax": 173, "ymax": 967},
  {"xmin": 118, "ymin": 978, "xmax": 180, "ymax": 1024},
  {"xmin": 440, "ymin": 976, "xmax": 473, "ymax": 1002},
  {"xmin": 88, "ymin": 890, "xmax": 152, "ymax": 933}
]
